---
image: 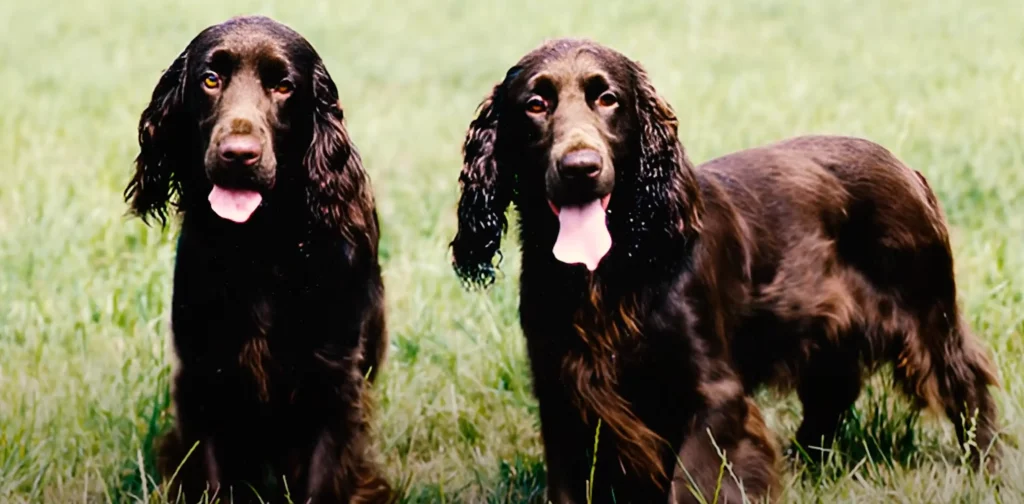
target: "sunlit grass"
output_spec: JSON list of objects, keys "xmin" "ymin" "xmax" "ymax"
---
[{"xmin": 1, "ymin": 0, "xmax": 1022, "ymax": 502}]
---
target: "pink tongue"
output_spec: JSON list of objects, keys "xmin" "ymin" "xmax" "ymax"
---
[
  {"xmin": 553, "ymin": 199, "xmax": 611, "ymax": 271},
  {"xmin": 208, "ymin": 186, "xmax": 263, "ymax": 223}
]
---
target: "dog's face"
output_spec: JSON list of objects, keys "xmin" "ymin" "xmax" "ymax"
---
[
  {"xmin": 503, "ymin": 46, "xmax": 636, "ymax": 211},
  {"xmin": 496, "ymin": 43, "xmax": 647, "ymax": 270},
  {"xmin": 128, "ymin": 16, "xmax": 378, "ymax": 254},
  {"xmin": 452, "ymin": 39, "xmax": 703, "ymax": 284},
  {"xmin": 128, "ymin": 16, "xmax": 360, "ymax": 226},
  {"xmin": 185, "ymin": 18, "xmax": 320, "ymax": 222}
]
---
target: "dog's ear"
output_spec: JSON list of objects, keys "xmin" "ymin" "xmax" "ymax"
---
[
  {"xmin": 304, "ymin": 57, "xmax": 379, "ymax": 258},
  {"xmin": 450, "ymin": 70, "xmax": 519, "ymax": 288},
  {"xmin": 125, "ymin": 46, "xmax": 191, "ymax": 226},
  {"xmin": 623, "ymin": 60, "xmax": 702, "ymax": 260}
]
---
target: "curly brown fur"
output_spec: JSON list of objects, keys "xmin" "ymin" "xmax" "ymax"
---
[
  {"xmin": 452, "ymin": 39, "xmax": 780, "ymax": 503},
  {"xmin": 128, "ymin": 16, "xmax": 391, "ymax": 503},
  {"xmin": 712, "ymin": 136, "xmax": 1001, "ymax": 468},
  {"xmin": 451, "ymin": 38, "xmax": 1000, "ymax": 502}
]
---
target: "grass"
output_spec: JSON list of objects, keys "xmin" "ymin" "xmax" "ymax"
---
[{"xmin": 0, "ymin": 0, "xmax": 1022, "ymax": 502}]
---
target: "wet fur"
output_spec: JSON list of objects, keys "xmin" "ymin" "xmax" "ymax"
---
[
  {"xmin": 451, "ymin": 38, "xmax": 999, "ymax": 503},
  {"xmin": 125, "ymin": 16, "xmax": 391, "ymax": 504},
  {"xmin": 452, "ymin": 39, "xmax": 778, "ymax": 503}
]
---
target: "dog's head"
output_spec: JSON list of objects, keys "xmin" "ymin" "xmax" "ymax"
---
[
  {"xmin": 451, "ymin": 39, "xmax": 702, "ymax": 286},
  {"xmin": 126, "ymin": 15, "xmax": 372, "ymax": 236}
]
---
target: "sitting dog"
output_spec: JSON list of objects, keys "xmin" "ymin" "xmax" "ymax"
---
[{"xmin": 125, "ymin": 16, "xmax": 391, "ymax": 503}]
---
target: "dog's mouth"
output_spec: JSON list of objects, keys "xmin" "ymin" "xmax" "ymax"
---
[
  {"xmin": 208, "ymin": 185, "xmax": 263, "ymax": 223},
  {"xmin": 204, "ymin": 129, "xmax": 275, "ymax": 223},
  {"xmin": 548, "ymin": 193, "xmax": 612, "ymax": 271}
]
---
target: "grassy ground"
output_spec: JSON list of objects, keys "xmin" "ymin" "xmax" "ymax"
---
[{"xmin": 1, "ymin": 0, "xmax": 1022, "ymax": 502}]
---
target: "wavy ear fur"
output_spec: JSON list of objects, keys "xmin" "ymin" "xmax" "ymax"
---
[
  {"xmin": 450, "ymin": 73, "xmax": 518, "ymax": 288},
  {"xmin": 304, "ymin": 58, "xmax": 379, "ymax": 258},
  {"xmin": 125, "ymin": 47, "xmax": 191, "ymax": 226},
  {"xmin": 620, "ymin": 60, "xmax": 703, "ymax": 269}
]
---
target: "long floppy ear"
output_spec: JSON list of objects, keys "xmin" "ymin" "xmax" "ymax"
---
[
  {"xmin": 304, "ymin": 57, "xmax": 379, "ymax": 259},
  {"xmin": 621, "ymin": 60, "xmax": 703, "ymax": 263},
  {"xmin": 124, "ymin": 47, "xmax": 191, "ymax": 226},
  {"xmin": 450, "ymin": 73, "xmax": 517, "ymax": 288}
]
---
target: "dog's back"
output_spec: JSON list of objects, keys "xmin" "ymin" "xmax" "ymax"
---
[{"xmin": 697, "ymin": 135, "xmax": 999, "ymax": 466}]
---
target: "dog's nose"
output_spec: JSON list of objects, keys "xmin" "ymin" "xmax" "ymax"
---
[
  {"xmin": 559, "ymin": 149, "xmax": 602, "ymax": 178},
  {"xmin": 218, "ymin": 135, "xmax": 262, "ymax": 166}
]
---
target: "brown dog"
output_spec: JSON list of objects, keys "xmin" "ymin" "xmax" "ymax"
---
[
  {"xmin": 126, "ymin": 16, "xmax": 391, "ymax": 503},
  {"xmin": 451, "ymin": 38, "xmax": 998, "ymax": 503}
]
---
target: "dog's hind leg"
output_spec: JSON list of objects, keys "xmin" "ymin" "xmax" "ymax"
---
[
  {"xmin": 875, "ymin": 230, "xmax": 1001, "ymax": 471},
  {"xmin": 892, "ymin": 298, "xmax": 1000, "ymax": 471}
]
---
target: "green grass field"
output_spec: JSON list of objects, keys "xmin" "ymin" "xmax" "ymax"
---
[{"xmin": 1, "ymin": 0, "xmax": 1022, "ymax": 502}]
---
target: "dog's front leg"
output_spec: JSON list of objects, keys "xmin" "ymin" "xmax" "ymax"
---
[
  {"xmin": 293, "ymin": 352, "xmax": 390, "ymax": 504},
  {"xmin": 670, "ymin": 377, "xmax": 779, "ymax": 504}
]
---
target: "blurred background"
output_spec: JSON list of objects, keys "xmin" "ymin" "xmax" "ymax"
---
[{"xmin": 0, "ymin": 0, "xmax": 1021, "ymax": 502}]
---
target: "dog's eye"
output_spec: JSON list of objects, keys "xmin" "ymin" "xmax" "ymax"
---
[
  {"xmin": 202, "ymin": 72, "xmax": 220, "ymax": 90},
  {"xmin": 526, "ymin": 96, "xmax": 548, "ymax": 114},
  {"xmin": 274, "ymin": 80, "xmax": 294, "ymax": 95},
  {"xmin": 597, "ymin": 92, "xmax": 618, "ymax": 107}
]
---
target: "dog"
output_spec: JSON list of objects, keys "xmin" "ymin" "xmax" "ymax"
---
[
  {"xmin": 450, "ymin": 38, "xmax": 999, "ymax": 503},
  {"xmin": 125, "ymin": 16, "xmax": 391, "ymax": 503}
]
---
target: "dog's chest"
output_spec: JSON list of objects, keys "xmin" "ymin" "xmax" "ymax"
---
[
  {"xmin": 230, "ymin": 293, "xmax": 293, "ymax": 404},
  {"xmin": 237, "ymin": 335, "xmax": 274, "ymax": 403}
]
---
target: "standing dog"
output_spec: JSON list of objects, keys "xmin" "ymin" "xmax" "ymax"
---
[
  {"xmin": 125, "ymin": 16, "xmax": 391, "ymax": 503},
  {"xmin": 451, "ymin": 38, "xmax": 998, "ymax": 503}
]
